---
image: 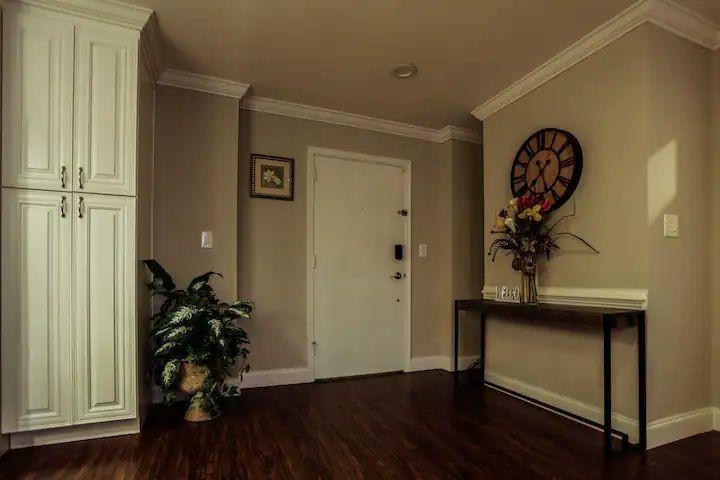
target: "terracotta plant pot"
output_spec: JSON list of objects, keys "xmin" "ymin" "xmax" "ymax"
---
[
  {"xmin": 184, "ymin": 400, "xmax": 220, "ymax": 422},
  {"xmin": 178, "ymin": 361, "xmax": 209, "ymax": 394},
  {"xmin": 177, "ymin": 362, "xmax": 222, "ymax": 422}
]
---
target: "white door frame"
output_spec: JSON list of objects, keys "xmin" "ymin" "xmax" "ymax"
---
[{"xmin": 306, "ymin": 146, "xmax": 412, "ymax": 380}]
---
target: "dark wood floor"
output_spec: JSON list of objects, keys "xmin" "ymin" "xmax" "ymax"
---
[{"xmin": 1, "ymin": 370, "xmax": 719, "ymax": 479}]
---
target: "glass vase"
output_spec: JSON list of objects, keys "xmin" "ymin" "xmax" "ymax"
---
[{"xmin": 520, "ymin": 256, "xmax": 538, "ymax": 305}]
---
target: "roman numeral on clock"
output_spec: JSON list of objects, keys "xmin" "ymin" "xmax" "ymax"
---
[
  {"xmin": 557, "ymin": 175, "xmax": 571, "ymax": 187},
  {"xmin": 557, "ymin": 141, "xmax": 571, "ymax": 155},
  {"xmin": 560, "ymin": 157, "xmax": 574, "ymax": 168},
  {"xmin": 512, "ymin": 174, "xmax": 525, "ymax": 186}
]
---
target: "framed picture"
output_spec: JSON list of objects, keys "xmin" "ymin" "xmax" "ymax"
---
[{"xmin": 250, "ymin": 154, "xmax": 294, "ymax": 201}]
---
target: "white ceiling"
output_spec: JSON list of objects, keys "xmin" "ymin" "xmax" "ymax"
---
[{"xmin": 129, "ymin": 0, "xmax": 718, "ymax": 129}]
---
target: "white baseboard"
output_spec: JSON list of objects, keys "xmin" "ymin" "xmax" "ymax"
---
[
  {"xmin": 235, "ymin": 367, "xmax": 314, "ymax": 389},
  {"xmin": 409, "ymin": 355, "xmax": 714, "ymax": 449},
  {"xmin": 484, "ymin": 370, "xmax": 639, "ymax": 442},
  {"xmin": 10, "ymin": 418, "xmax": 140, "ymax": 449},
  {"xmin": 647, "ymin": 407, "xmax": 715, "ymax": 449},
  {"xmin": 477, "ymin": 368, "xmax": 715, "ymax": 449},
  {"xmin": 407, "ymin": 355, "xmax": 480, "ymax": 372},
  {"xmin": 407, "ymin": 355, "xmax": 451, "ymax": 372}
]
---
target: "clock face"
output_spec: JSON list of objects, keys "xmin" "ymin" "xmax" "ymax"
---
[{"xmin": 510, "ymin": 128, "xmax": 583, "ymax": 211}]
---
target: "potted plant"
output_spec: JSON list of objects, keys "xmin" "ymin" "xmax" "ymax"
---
[{"xmin": 143, "ymin": 260, "xmax": 253, "ymax": 421}]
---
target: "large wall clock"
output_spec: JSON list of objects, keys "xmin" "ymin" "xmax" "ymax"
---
[{"xmin": 510, "ymin": 128, "xmax": 583, "ymax": 212}]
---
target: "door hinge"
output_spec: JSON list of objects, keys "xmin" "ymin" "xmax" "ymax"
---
[
  {"xmin": 312, "ymin": 341, "xmax": 317, "ymax": 356},
  {"xmin": 313, "ymin": 165, "xmax": 318, "ymax": 182},
  {"xmin": 313, "ymin": 253, "xmax": 318, "ymax": 270}
]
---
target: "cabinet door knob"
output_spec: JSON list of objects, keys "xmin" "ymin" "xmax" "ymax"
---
[
  {"xmin": 78, "ymin": 167, "xmax": 85, "ymax": 189},
  {"xmin": 78, "ymin": 196, "xmax": 84, "ymax": 218},
  {"xmin": 60, "ymin": 166, "xmax": 67, "ymax": 189},
  {"xmin": 60, "ymin": 196, "xmax": 67, "ymax": 218}
]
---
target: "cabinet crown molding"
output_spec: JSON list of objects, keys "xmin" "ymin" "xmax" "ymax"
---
[{"xmin": 10, "ymin": 0, "xmax": 152, "ymax": 30}]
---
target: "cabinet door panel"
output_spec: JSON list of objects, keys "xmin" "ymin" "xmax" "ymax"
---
[
  {"xmin": 2, "ymin": 189, "xmax": 73, "ymax": 433},
  {"xmin": 2, "ymin": 7, "xmax": 73, "ymax": 191},
  {"xmin": 73, "ymin": 194, "xmax": 136, "ymax": 423},
  {"xmin": 74, "ymin": 25, "xmax": 137, "ymax": 196}
]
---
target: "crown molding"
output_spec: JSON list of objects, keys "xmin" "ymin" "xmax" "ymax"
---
[
  {"xmin": 140, "ymin": 13, "xmax": 164, "ymax": 84},
  {"xmin": 436, "ymin": 125, "xmax": 482, "ymax": 144},
  {"xmin": 649, "ymin": 0, "xmax": 720, "ymax": 49},
  {"xmin": 472, "ymin": 0, "xmax": 720, "ymax": 121},
  {"xmin": 242, "ymin": 96, "xmax": 481, "ymax": 144},
  {"xmin": 472, "ymin": 0, "xmax": 652, "ymax": 121},
  {"xmin": 158, "ymin": 69, "xmax": 250, "ymax": 99},
  {"xmin": 12, "ymin": 0, "xmax": 152, "ymax": 30}
]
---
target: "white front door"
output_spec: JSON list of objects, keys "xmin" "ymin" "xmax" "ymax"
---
[{"xmin": 312, "ymin": 152, "xmax": 408, "ymax": 379}]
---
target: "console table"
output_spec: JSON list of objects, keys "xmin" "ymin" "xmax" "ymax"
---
[{"xmin": 453, "ymin": 299, "xmax": 646, "ymax": 454}]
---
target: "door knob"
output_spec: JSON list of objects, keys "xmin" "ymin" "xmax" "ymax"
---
[{"xmin": 391, "ymin": 272, "xmax": 403, "ymax": 279}]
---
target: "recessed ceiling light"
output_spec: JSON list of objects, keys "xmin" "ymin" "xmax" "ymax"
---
[{"xmin": 392, "ymin": 63, "xmax": 418, "ymax": 79}]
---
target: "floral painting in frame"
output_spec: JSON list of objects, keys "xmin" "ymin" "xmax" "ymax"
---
[{"xmin": 250, "ymin": 154, "xmax": 294, "ymax": 201}]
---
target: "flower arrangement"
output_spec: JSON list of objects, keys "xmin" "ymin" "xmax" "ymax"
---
[{"xmin": 488, "ymin": 194, "xmax": 598, "ymax": 303}]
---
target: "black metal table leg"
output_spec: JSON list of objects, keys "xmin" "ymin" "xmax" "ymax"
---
[
  {"xmin": 480, "ymin": 313, "xmax": 487, "ymax": 384},
  {"xmin": 603, "ymin": 315, "xmax": 613, "ymax": 455},
  {"xmin": 637, "ymin": 311, "xmax": 647, "ymax": 452},
  {"xmin": 454, "ymin": 301, "xmax": 459, "ymax": 376}
]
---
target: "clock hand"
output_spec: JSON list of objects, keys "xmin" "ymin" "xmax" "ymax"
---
[
  {"xmin": 529, "ymin": 159, "xmax": 549, "ymax": 189},
  {"xmin": 535, "ymin": 159, "xmax": 552, "ymax": 190}
]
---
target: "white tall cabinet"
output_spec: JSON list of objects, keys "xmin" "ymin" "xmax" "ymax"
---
[{"xmin": 1, "ymin": 0, "xmax": 154, "ymax": 444}]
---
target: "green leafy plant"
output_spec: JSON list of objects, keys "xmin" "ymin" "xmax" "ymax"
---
[{"xmin": 143, "ymin": 260, "xmax": 253, "ymax": 418}]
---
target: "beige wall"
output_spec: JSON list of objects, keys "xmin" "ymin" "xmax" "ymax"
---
[
  {"xmin": 153, "ymin": 86, "xmax": 239, "ymax": 301},
  {"xmin": 645, "ymin": 26, "xmax": 712, "ymax": 418},
  {"xmin": 712, "ymin": 48, "xmax": 720, "ymax": 407},
  {"xmin": 449, "ymin": 139, "xmax": 485, "ymax": 355},
  {"xmin": 483, "ymin": 25, "xmax": 712, "ymax": 421},
  {"xmin": 238, "ymin": 110, "xmax": 471, "ymax": 370},
  {"xmin": 153, "ymin": 89, "xmax": 482, "ymax": 372}
]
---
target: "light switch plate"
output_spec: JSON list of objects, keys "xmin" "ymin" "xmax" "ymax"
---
[
  {"xmin": 201, "ymin": 230, "xmax": 213, "ymax": 248},
  {"xmin": 663, "ymin": 214, "xmax": 679, "ymax": 238},
  {"xmin": 418, "ymin": 244, "xmax": 428, "ymax": 258}
]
